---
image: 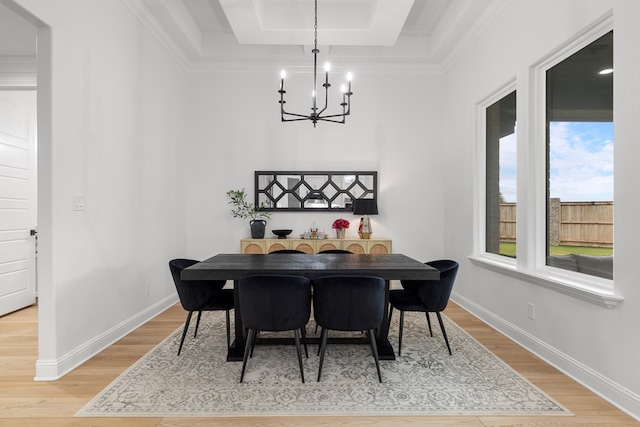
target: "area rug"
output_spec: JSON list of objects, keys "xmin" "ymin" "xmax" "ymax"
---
[{"xmin": 77, "ymin": 311, "xmax": 571, "ymax": 417}]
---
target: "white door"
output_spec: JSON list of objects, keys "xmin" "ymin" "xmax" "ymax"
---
[{"xmin": 0, "ymin": 93, "xmax": 37, "ymax": 316}]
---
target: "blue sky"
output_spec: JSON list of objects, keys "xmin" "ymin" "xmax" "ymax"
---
[{"xmin": 499, "ymin": 122, "xmax": 614, "ymax": 203}]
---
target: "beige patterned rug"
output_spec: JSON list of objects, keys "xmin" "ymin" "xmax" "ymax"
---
[{"xmin": 77, "ymin": 311, "xmax": 571, "ymax": 417}]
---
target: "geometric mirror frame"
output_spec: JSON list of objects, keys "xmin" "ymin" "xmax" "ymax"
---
[{"xmin": 255, "ymin": 171, "xmax": 377, "ymax": 212}]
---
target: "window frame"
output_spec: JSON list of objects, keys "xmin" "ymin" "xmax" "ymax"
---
[
  {"xmin": 470, "ymin": 15, "xmax": 622, "ymax": 308},
  {"xmin": 474, "ymin": 79, "xmax": 518, "ymax": 267}
]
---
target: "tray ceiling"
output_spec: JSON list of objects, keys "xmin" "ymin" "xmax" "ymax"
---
[{"xmin": 1, "ymin": 0, "xmax": 508, "ymax": 71}]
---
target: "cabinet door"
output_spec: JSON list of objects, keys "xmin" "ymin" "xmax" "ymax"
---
[
  {"xmin": 292, "ymin": 240, "xmax": 315, "ymax": 254},
  {"xmin": 242, "ymin": 240, "xmax": 266, "ymax": 254},
  {"xmin": 343, "ymin": 240, "xmax": 366, "ymax": 254},
  {"xmin": 369, "ymin": 241, "xmax": 390, "ymax": 254},
  {"xmin": 317, "ymin": 241, "xmax": 339, "ymax": 252},
  {"xmin": 267, "ymin": 240, "xmax": 290, "ymax": 253}
]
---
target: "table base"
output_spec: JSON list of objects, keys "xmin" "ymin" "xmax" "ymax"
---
[{"xmin": 226, "ymin": 336, "xmax": 396, "ymax": 361}]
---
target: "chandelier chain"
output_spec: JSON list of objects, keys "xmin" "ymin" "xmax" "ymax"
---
[{"xmin": 314, "ymin": 0, "xmax": 318, "ymax": 52}]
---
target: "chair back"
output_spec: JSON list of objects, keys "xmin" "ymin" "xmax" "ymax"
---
[
  {"xmin": 238, "ymin": 274, "xmax": 311, "ymax": 331},
  {"xmin": 416, "ymin": 260, "xmax": 459, "ymax": 312},
  {"xmin": 169, "ymin": 258, "xmax": 226, "ymax": 311},
  {"xmin": 313, "ymin": 276, "xmax": 385, "ymax": 331},
  {"xmin": 317, "ymin": 249, "xmax": 353, "ymax": 254}
]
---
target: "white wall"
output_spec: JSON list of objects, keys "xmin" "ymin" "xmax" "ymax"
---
[
  {"xmin": 185, "ymin": 69, "xmax": 446, "ymax": 262},
  {"xmin": 13, "ymin": 0, "xmax": 191, "ymax": 378},
  {"xmin": 7, "ymin": 0, "xmax": 640, "ymax": 419},
  {"xmin": 443, "ymin": 0, "xmax": 640, "ymax": 419}
]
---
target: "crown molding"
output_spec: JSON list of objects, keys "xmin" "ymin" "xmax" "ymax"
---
[
  {"xmin": 121, "ymin": 0, "xmax": 511, "ymax": 75},
  {"xmin": 0, "ymin": 55, "xmax": 36, "ymax": 88}
]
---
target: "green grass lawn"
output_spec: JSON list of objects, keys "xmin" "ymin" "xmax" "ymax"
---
[{"xmin": 499, "ymin": 242, "xmax": 613, "ymax": 258}]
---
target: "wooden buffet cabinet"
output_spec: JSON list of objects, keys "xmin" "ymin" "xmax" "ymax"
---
[{"xmin": 241, "ymin": 238, "xmax": 392, "ymax": 255}]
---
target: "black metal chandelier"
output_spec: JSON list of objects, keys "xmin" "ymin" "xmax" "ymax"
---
[{"xmin": 278, "ymin": 0, "xmax": 353, "ymax": 127}]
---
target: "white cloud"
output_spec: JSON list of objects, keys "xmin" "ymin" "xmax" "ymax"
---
[
  {"xmin": 549, "ymin": 122, "xmax": 614, "ymax": 201},
  {"xmin": 496, "ymin": 122, "xmax": 613, "ymax": 202}
]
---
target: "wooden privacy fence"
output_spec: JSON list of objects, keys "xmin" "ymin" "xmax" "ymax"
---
[{"xmin": 500, "ymin": 199, "xmax": 613, "ymax": 247}]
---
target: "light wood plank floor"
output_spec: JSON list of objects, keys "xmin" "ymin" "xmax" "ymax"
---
[{"xmin": 1, "ymin": 301, "xmax": 637, "ymax": 427}]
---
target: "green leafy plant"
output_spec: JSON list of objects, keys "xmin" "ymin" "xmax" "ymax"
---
[{"xmin": 226, "ymin": 188, "xmax": 271, "ymax": 221}]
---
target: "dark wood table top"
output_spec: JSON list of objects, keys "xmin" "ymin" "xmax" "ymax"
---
[{"xmin": 181, "ymin": 253, "xmax": 439, "ymax": 281}]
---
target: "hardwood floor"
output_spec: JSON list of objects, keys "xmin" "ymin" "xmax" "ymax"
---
[{"xmin": 1, "ymin": 301, "xmax": 637, "ymax": 427}]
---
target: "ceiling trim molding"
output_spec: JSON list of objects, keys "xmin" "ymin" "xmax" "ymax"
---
[
  {"xmin": 0, "ymin": 55, "xmax": 36, "ymax": 88},
  {"xmin": 184, "ymin": 59, "xmax": 444, "ymax": 75},
  {"xmin": 122, "ymin": 0, "xmax": 511, "ymax": 75},
  {"xmin": 120, "ymin": 0, "xmax": 192, "ymax": 71},
  {"xmin": 439, "ymin": 0, "xmax": 512, "ymax": 72}
]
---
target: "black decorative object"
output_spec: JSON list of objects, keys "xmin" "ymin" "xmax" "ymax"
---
[
  {"xmin": 353, "ymin": 198, "xmax": 378, "ymax": 239},
  {"xmin": 278, "ymin": 0, "xmax": 353, "ymax": 127},
  {"xmin": 272, "ymin": 229, "xmax": 293, "ymax": 239},
  {"xmin": 250, "ymin": 220, "xmax": 266, "ymax": 239}
]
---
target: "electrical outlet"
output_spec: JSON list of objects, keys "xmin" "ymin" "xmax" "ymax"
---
[
  {"xmin": 527, "ymin": 303, "xmax": 535, "ymax": 320},
  {"xmin": 145, "ymin": 282, "xmax": 150, "ymax": 296}
]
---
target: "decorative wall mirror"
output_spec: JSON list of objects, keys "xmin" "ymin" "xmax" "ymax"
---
[{"xmin": 255, "ymin": 171, "xmax": 377, "ymax": 212}]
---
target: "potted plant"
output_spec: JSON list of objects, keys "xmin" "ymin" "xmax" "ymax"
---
[
  {"xmin": 226, "ymin": 189, "xmax": 271, "ymax": 238},
  {"xmin": 332, "ymin": 218, "xmax": 350, "ymax": 239}
]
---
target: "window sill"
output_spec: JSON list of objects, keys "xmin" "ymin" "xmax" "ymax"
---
[{"xmin": 468, "ymin": 255, "xmax": 623, "ymax": 309}]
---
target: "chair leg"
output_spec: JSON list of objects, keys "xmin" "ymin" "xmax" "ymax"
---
[
  {"xmin": 178, "ymin": 311, "xmax": 193, "ymax": 356},
  {"xmin": 300, "ymin": 327, "xmax": 309, "ymax": 358},
  {"xmin": 368, "ymin": 328, "xmax": 382, "ymax": 383},
  {"xmin": 240, "ymin": 329, "xmax": 256, "ymax": 383},
  {"xmin": 317, "ymin": 328, "xmax": 329, "ymax": 382},
  {"xmin": 250, "ymin": 330, "xmax": 259, "ymax": 358},
  {"xmin": 194, "ymin": 311, "xmax": 203, "ymax": 338},
  {"xmin": 425, "ymin": 312, "xmax": 433, "ymax": 337},
  {"xmin": 225, "ymin": 310, "xmax": 231, "ymax": 350},
  {"xmin": 435, "ymin": 312, "xmax": 452, "ymax": 355},
  {"xmin": 294, "ymin": 329, "xmax": 305, "ymax": 383},
  {"xmin": 398, "ymin": 310, "xmax": 405, "ymax": 356},
  {"xmin": 388, "ymin": 306, "xmax": 394, "ymax": 330},
  {"xmin": 317, "ymin": 327, "xmax": 323, "ymax": 356}
]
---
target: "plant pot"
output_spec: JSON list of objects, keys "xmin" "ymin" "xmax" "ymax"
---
[
  {"xmin": 250, "ymin": 220, "xmax": 267, "ymax": 238},
  {"xmin": 336, "ymin": 229, "xmax": 346, "ymax": 239}
]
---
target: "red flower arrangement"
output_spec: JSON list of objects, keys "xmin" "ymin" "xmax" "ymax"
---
[{"xmin": 332, "ymin": 218, "xmax": 350, "ymax": 230}]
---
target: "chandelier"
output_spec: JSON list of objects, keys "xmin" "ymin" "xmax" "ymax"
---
[{"xmin": 278, "ymin": 0, "xmax": 353, "ymax": 127}]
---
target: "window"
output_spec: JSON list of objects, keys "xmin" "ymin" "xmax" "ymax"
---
[
  {"xmin": 485, "ymin": 91, "xmax": 517, "ymax": 258},
  {"xmin": 545, "ymin": 31, "xmax": 613, "ymax": 279},
  {"xmin": 474, "ymin": 23, "xmax": 620, "ymax": 307}
]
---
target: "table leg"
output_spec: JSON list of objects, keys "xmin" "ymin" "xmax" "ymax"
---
[
  {"xmin": 227, "ymin": 279, "xmax": 246, "ymax": 361},
  {"xmin": 375, "ymin": 280, "xmax": 396, "ymax": 360}
]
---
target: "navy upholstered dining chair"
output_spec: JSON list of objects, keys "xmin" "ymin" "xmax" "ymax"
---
[
  {"xmin": 168, "ymin": 258, "xmax": 234, "ymax": 356},
  {"xmin": 312, "ymin": 275, "xmax": 386, "ymax": 383},
  {"xmin": 313, "ymin": 249, "xmax": 354, "ymax": 333},
  {"xmin": 388, "ymin": 259, "xmax": 459, "ymax": 356},
  {"xmin": 237, "ymin": 274, "xmax": 312, "ymax": 383}
]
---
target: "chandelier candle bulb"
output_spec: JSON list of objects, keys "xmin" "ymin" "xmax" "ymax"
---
[{"xmin": 324, "ymin": 63, "xmax": 330, "ymax": 87}]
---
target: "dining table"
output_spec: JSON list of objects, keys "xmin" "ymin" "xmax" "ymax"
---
[{"xmin": 181, "ymin": 253, "xmax": 439, "ymax": 361}]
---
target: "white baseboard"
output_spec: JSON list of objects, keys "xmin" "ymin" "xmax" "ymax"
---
[
  {"xmin": 34, "ymin": 295, "xmax": 178, "ymax": 381},
  {"xmin": 451, "ymin": 292, "xmax": 640, "ymax": 423}
]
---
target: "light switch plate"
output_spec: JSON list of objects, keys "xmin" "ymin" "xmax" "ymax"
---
[{"xmin": 73, "ymin": 194, "xmax": 86, "ymax": 211}]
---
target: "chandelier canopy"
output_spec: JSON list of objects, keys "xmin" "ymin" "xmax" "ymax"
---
[{"xmin": 278, "ymin": 0, "xmax": 353, "ymax": 127}]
